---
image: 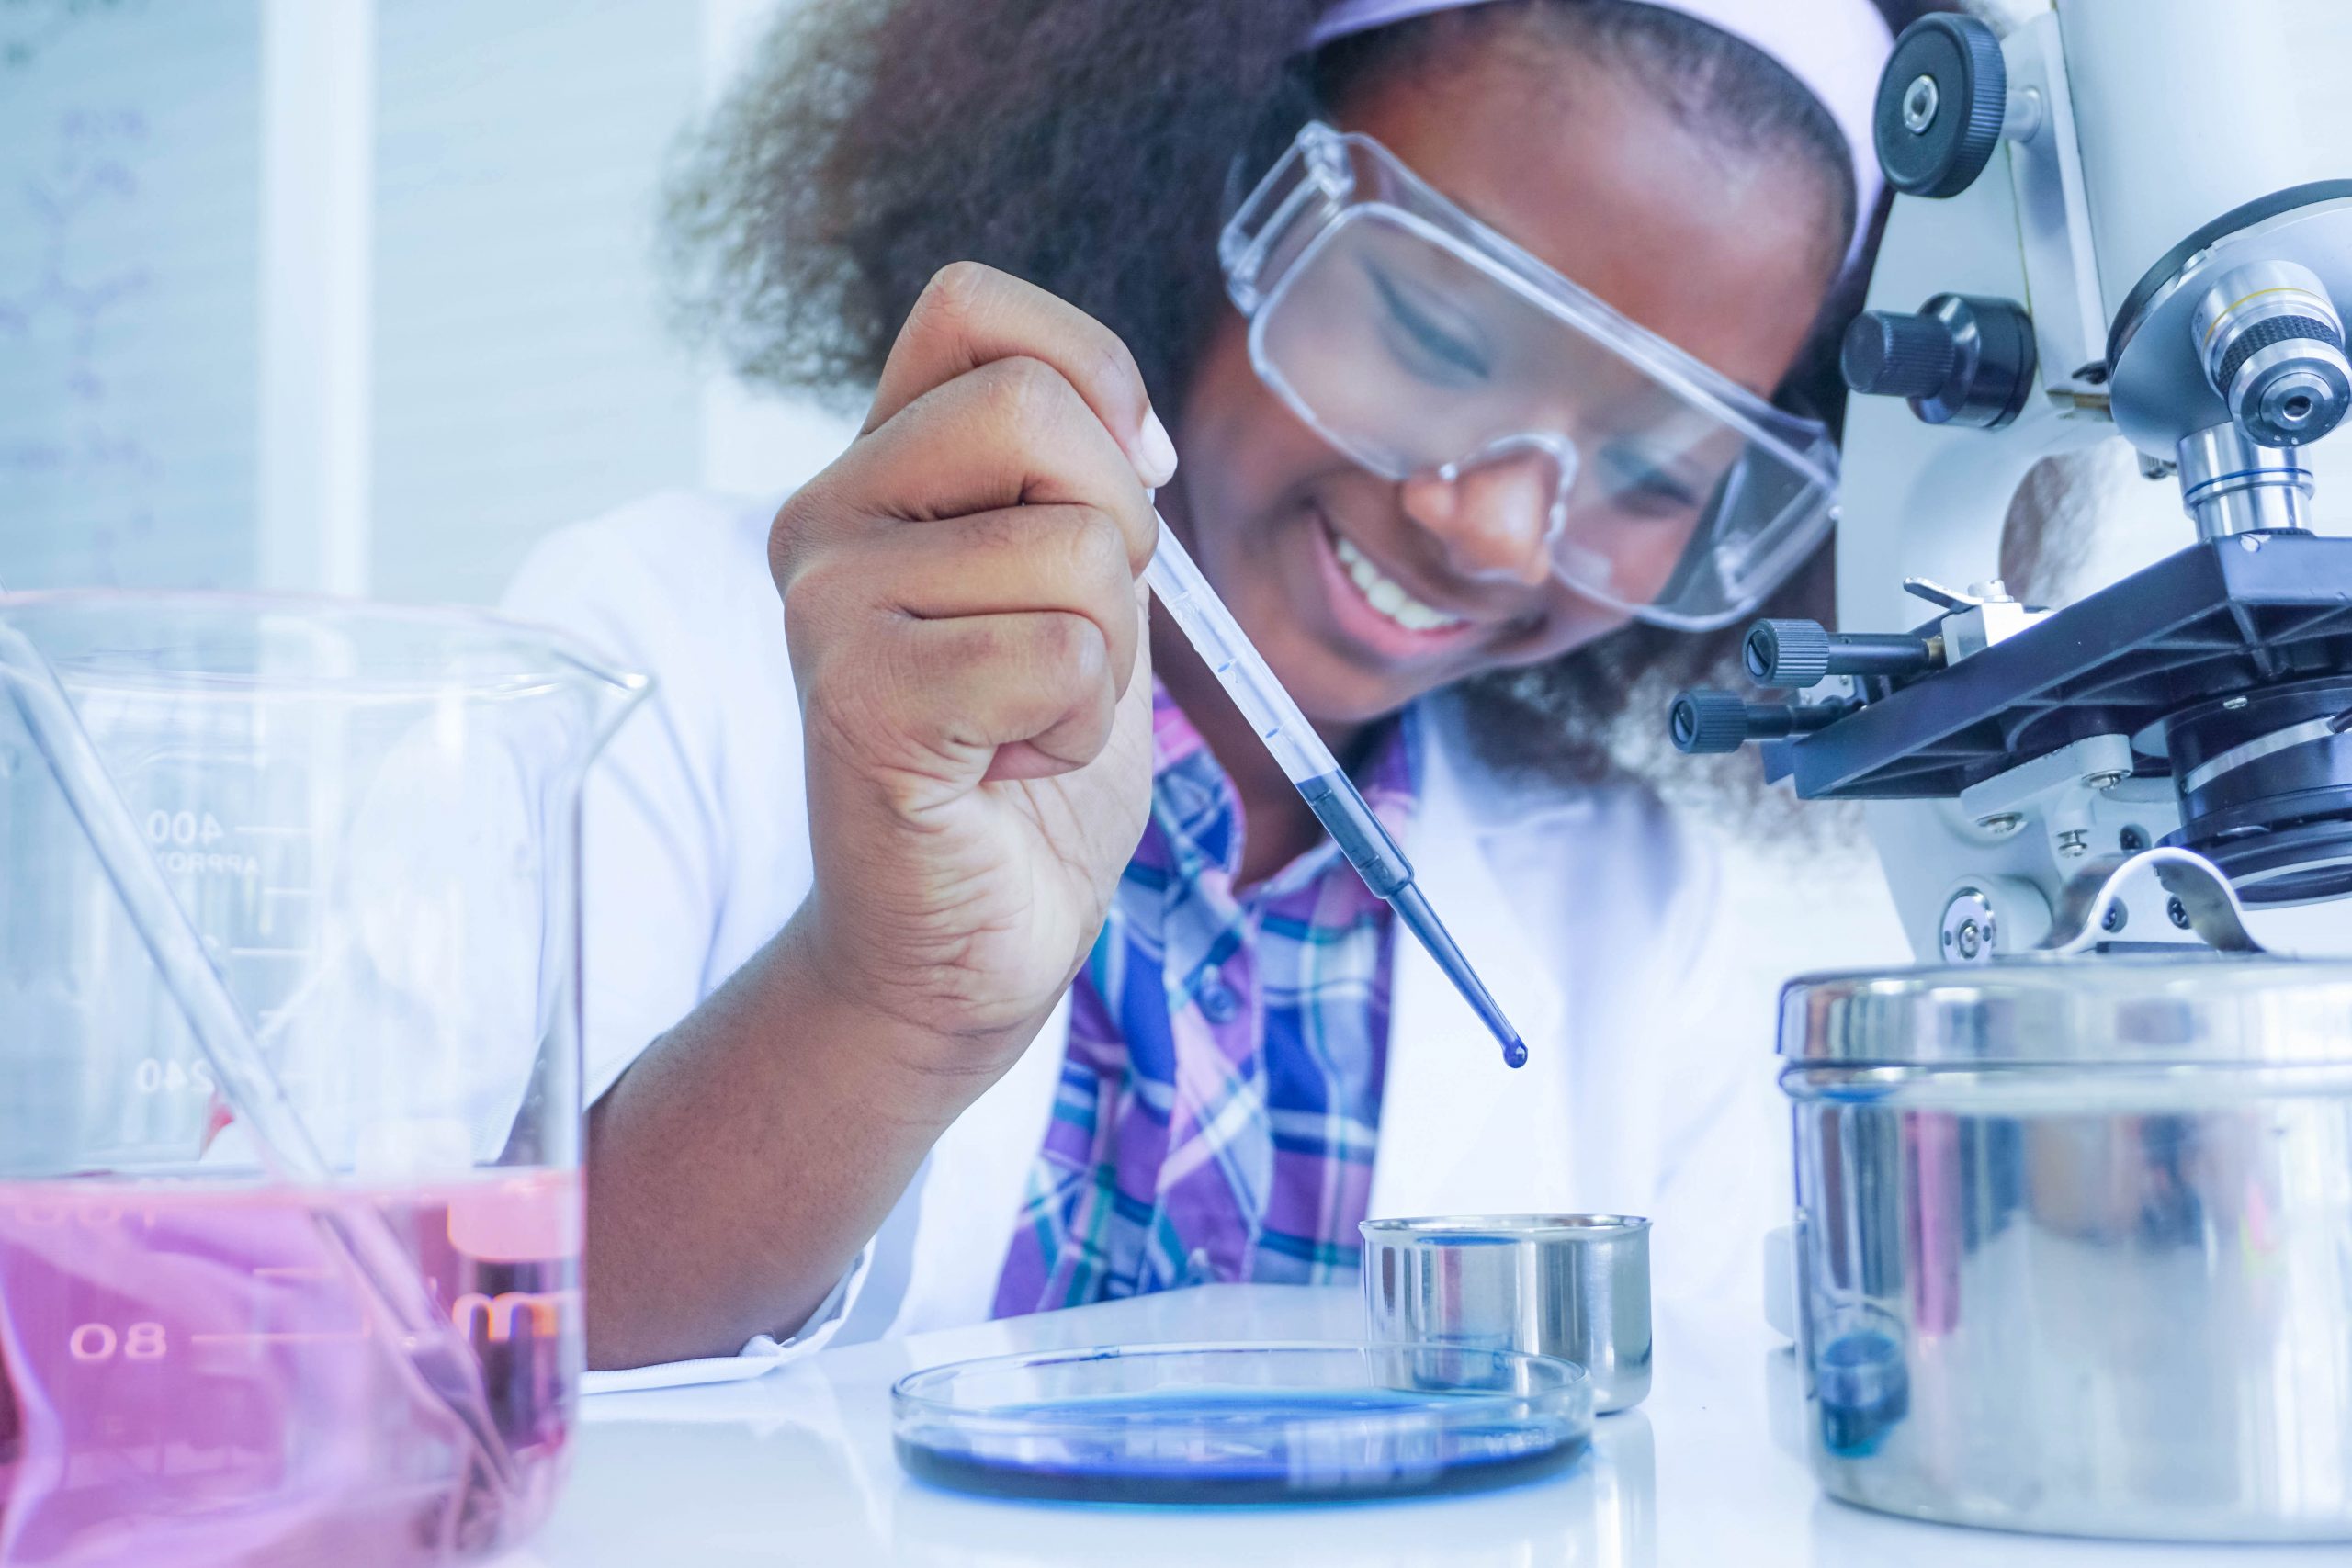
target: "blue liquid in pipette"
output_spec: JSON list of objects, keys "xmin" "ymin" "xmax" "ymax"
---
[
  {"xmin": 1295, "ymin": 773, "xmax": 1529, "ymax": 1070},
  {"xmin": 1144, "ymin": 523, "xmax": 1528, "ymax": 1069}
]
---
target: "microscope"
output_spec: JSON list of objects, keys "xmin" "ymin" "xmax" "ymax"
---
[
  {"xmin": 1678, "ymin": 0, "xmax": 2352, "ymax": 956},
  {"xmin": 1672, "ymin": 2, "xmax": 2352, "ymax": 1540}
]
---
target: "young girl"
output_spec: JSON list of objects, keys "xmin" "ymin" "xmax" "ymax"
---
[{"xmin": 507, "ymin": 0, "xmax": 1928, "ymax": 1369}]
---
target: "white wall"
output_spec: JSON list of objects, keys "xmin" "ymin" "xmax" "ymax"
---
[
  {"xmin": 0, "ymin": 0, "xmax": 855, "ymax": 604},
  {"xmin": 1, "ymin": 4, "xmax": 263, "ymax": 591}
]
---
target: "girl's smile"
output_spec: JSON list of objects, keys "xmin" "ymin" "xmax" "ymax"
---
[{"xmin": 1309, "ymin": 494, "xmax": 1518, "ymax": 660}]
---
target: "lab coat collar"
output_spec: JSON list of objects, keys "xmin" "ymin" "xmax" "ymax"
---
[{"xmin": 1367, "ymin": 705, "xmax": 1574, "ymax": 1219}]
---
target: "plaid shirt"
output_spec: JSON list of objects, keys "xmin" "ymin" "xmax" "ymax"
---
[{"xmin": 992, "ymin": 682, "xmax": 1416, "ymax": 1314}]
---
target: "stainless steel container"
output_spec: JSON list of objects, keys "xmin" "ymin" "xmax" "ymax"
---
[
  {"xmin": 1781, "ymin": 956, "xmax": 2352, "ymax": 1540},
  {"xmin": 1360, "ymin": 1214, "xmax": 1652, "ymax": 1413}
]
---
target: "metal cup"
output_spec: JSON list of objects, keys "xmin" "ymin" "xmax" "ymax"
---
[{"xmin": 1359, "ymin": 1214, "xmax": 1652, "ymax": 1413}]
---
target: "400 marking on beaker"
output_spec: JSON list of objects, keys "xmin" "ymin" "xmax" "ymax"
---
[{"xmin": 142, "ymin": 807, "xmax": 261, "ymax": 878}]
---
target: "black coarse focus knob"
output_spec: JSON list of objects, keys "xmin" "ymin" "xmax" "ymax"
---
[
  {"xmin": 1874, "ymin": 14, "xmax": 2007, "ymax": 199},
  {"xmin": 1842, "ymin": 311, "xmax": 1959, "ymax": 400},
  {"xmin": 1746, "ymin": 620, "xmax": 1832, "ymax": 687},
  {"xmin": 1843, "ymin": 295, "xmax": 2037, "ymax": 430},
  {"xmin": 1669, "ymin": 691, "xmax": 1855, "ymax": 754},
  {"xmin": 1670, "ymin": 691, "xmax": 1754, "ymax": 755}
]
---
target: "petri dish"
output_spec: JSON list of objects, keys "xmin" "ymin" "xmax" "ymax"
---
[{"xmin": 890, "ymin": 1340, "xmax": 1592, "ymax": 1505}]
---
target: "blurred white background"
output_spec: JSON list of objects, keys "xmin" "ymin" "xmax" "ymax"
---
[
  {"xmin": 5, "ymin": 0, "xmax": 2349, "ymax": 608},
  {"xmin": 0, "ymin": 0, "xmax": 847, "ymax": 603}
]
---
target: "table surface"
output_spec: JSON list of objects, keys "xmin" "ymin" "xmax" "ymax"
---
[{"xmin": 492, "ymin": 1285, "xmax": 2344, "ymax": 1568}]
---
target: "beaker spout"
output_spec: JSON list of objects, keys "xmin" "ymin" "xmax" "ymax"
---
[
  {"xmin": 526, "ymin": 625, "xmax": 652, "ymax": 765},
  {"xmin": 586, "ymin": 663, "xmax": 653, "ymax": 755}
]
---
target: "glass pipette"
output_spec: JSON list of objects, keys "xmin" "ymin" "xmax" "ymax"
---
[{"xmin": 1145, "ymin": 516, "xmax": 1529, "ymax": 1068}]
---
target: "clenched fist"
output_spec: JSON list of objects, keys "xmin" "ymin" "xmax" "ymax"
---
[{"xmin": 771, "ymin": 263, "xmax": 1172, "ymax": 1104}]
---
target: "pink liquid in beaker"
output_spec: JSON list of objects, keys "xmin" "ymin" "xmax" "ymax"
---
[{"xmin": 0, "ymin": 1170, "xmax": 579, "ymax": 1568}]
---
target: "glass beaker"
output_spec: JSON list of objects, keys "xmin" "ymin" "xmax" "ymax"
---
[{"xmin": 0, "ymin": 591, "xmax": 645, "ymax": 1568}]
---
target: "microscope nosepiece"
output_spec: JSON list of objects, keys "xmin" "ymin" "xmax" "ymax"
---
[{"xmin": 2196, "ymin": 261, "xmax": 2352, "ymax": 448}]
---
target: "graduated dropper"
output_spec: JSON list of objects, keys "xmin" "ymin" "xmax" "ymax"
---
[{"xmin": 1143, "ymin": 514, "xmax": 1529, "ymax": 1069}]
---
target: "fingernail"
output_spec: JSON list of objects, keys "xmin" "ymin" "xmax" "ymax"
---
[{"xmin": 1136, "ymin": 409, "xmax": 1179, "ymax": 489}]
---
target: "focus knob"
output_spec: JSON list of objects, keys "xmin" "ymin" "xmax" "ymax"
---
[
  {"xmin": 1670, "ymin": 691, "xmax": 1753, "ymax": 755},
  {"xmin": 1841, "ymin": 312, "xmax": 1959, "ymax": 401},
  {"xmin": 1842, "ymin": 295, "xmax": 2037, "ymax": 430},
  {"xmin": 1875, "ymin": 14, "xmax": 2007, "ymax": 199},
  {"xmin": 1746, "ymin": 619, "xmax": 1832, "ymax": 687},
  {"xmin": 1668, "ymin": 691, "xmax": 1854, "ymax": 755}
]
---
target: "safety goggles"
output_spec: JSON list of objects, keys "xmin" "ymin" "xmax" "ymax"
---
[{"xmin": 1219, "ymin": 122, "xmax": 1838, "ymax": 631}]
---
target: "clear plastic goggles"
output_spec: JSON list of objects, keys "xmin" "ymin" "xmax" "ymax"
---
[{"xmin": 1219, "ymin": 122, "xmax": 1838, "ymax": 631}]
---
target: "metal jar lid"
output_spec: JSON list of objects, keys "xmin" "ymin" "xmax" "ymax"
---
[{"xmin": 1781, "ymin": 955, "xmax": 2352, "ymax": 1070}]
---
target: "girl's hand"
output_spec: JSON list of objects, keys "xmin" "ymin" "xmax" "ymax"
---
[{"xmin": 769, "ymin": 263, "xmax": 1173, "ymax": 1116}]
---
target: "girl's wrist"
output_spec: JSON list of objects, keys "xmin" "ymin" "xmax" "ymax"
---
[{"xmin": 763, "ymin": 904, "xmax": 1046, "ymax": 1135}]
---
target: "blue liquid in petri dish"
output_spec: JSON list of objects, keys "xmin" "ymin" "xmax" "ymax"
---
[{"xmin": 896, "ymin": 1382, "xmax": 1588, "ymax": 1505}]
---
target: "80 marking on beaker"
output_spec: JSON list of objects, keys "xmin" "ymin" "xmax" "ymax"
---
[{"xmin": 68, "ymin": 1320, "xmax": 167, "ymax": 1362}]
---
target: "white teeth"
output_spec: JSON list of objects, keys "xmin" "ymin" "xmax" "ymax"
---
[{"xmin": 1331, "ymin": 531, "xmax": 1467, "ymax": 633}]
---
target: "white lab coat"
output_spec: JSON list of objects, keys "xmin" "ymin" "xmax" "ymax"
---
[{"xmin": 503, "ymin": 489, "xmax": 1906, "ymax": 1363}]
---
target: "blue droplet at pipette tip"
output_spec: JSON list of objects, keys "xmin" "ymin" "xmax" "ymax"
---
[
  {"xmin": 1143, "ymin": 515, "xmax": 1528, "ymax": 1069},
  {"xmin": 1389, "ymin": 883, "xmax": 1526, "ymax": 1068}
]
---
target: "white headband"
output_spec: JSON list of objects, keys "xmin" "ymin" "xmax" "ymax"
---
[{"xmin": 1306, "ymin": 0, "xmax": 1893, "ymax": 273}]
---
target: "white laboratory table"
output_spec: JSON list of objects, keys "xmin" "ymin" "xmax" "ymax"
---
[{"xmin": 496, "ymin": 1284, "xmax": 2341, "ymax": 1568}]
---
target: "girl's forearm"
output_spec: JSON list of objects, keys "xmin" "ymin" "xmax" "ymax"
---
[{"xmin": 579, "ymin": 909, "xmax": 1024, "ymax": 1368}]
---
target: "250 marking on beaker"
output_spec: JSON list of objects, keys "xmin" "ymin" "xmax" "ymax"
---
[{"xmin": 131, "ymin": 1055, "xmax": 217, "ymax": 1096}]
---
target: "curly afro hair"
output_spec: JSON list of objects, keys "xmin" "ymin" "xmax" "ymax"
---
[{"xmin": 665, "ymin": 0, "xmax": 1951, "ymax": 786}]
